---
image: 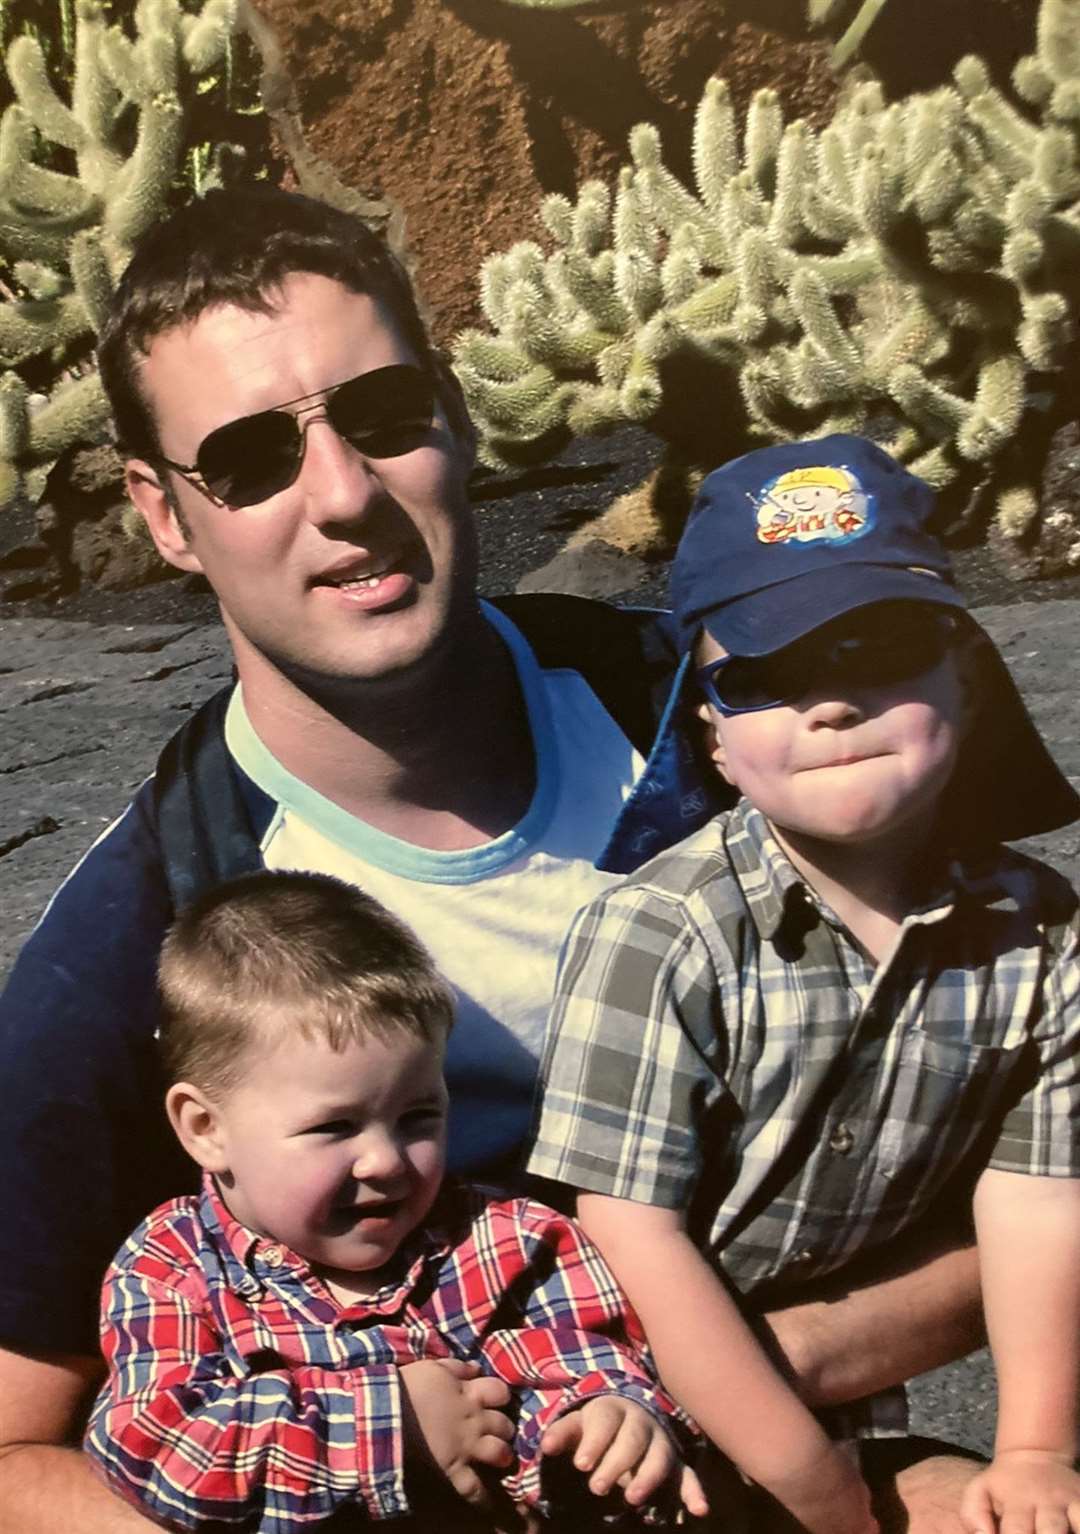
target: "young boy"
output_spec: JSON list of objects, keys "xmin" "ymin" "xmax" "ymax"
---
[
  {"xmin": 528, "ymin": 436, "xmax": 1080, "ymax": 1534},
  {"xmin": 84, "ymin": 871, "xmax": 702, "ymax": 1532}
]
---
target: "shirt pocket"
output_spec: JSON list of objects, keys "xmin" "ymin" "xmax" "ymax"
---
[{"xmin": 876, "ymin": 1026, "xmax": 1029, "ymax": 1190}]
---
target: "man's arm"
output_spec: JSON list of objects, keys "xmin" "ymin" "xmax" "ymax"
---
[
  {"xmin": 0, "ymin": 1345, "xmax": 156, "ymax": 1534},
  {"xmin": 759, "ymin": 1220, "xmax": 984, "ymax": 1409}
]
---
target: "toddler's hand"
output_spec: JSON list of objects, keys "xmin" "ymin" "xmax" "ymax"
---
[
  {"xmin": 960, "ymin": 1449, "xmax": 1080, "ymax": 1534},
  {"xmin": 763, "ymin": 1440, "xmax": 878, "ymax": 1534},
  {"xmin": 401, "ymin": 1357, "xmax": 514, "ymax": 1510},
  {"xmin": 540, "ymin": 1396, "xmax": 706, "ymax": 1514}
]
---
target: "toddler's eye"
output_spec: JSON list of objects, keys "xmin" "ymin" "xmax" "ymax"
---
[
  {"xmin": 306, "ymin": 1119, "xmax": 353, "ymax": 1137},
  {"xmin": 401, "ymin": 1105, "xmax": 444, "ymax": 1133}
]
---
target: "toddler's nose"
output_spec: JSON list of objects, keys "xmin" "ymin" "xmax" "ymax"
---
[{"xmin": 351, "ymin": 1130, "xmax": 406, "ymax": 1184}]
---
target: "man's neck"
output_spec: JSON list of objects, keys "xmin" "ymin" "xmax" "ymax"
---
[
  {"xmin": 769, "ymin": 816, "xmax": 942, "ymax": 966},
  {"xmin": 231, "ymin": 609, "xmax": 535, "ymax": 850}
]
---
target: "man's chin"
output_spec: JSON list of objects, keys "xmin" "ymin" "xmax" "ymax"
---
[{"xmin": 229, "ymin": 585, "xmax": 485, "ymax": 701}]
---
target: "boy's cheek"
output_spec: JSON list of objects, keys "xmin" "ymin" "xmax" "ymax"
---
[{"xmin": 696, "ymin": 702, "xmax": 735, "ymax": 781}]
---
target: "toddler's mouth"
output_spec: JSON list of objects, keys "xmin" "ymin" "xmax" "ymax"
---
[{"xmin": 330, "ymin": 1197, "xmax": 404, "ymax": 1230}]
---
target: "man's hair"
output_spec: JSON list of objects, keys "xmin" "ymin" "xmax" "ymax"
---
[
  {"xmin": 158, "ymin": 870, "xmax": 455, "ymax": 1096},
  {"xmin": 98, "ymin": 183, "xmax": 463, "ymax": 460}
]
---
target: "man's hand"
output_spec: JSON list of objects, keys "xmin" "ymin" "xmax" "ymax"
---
[
  {"xmin": 960, "ymin": 1449, "xmax": 1080, "ymax": 1534},
  {"xmin": 539, "ymin": 1396, "xmax": 707, "ymax": 1515},
  {"xmin": 761, "ymin": 1439, "xmax": 878, "ymax": 1534},
  {"xmin": 400, "ymin": 1357, "xmax": 514, "ymax": 1509}
]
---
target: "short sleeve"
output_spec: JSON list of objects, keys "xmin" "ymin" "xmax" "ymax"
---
[
  {"xmin": 990, "ymin": 904, "xmax": 1080, "ymax": 1178},
  {"xmin": 527, "ymin": 884, "xmax": 721, "ymax": 1207}
]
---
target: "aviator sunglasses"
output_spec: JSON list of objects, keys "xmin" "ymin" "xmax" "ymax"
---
[
  {"xmin": 155, "ymin": 363, "xmax": 436, "ymax": 509},
  {"xmin": 696, "ymin": 603, "xmax": 963, "ymax": 717}
]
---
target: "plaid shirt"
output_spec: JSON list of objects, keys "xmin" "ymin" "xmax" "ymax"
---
[
  {"xmin": 85, "ymin": 1176, "xmax": 688, "ymax": 1530},
  {"xmin": 528, "ymin": 800, "xmax": 1080, "ymax": 1436}
]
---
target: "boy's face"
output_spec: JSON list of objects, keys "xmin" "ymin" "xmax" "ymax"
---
[
  {"xmin": 182, "ymin": 1025, "xmax": 448, "ymax": 1290},
  {"xmin": 697, "ymin": 606, "xmax": 969, "ymax": 851}
]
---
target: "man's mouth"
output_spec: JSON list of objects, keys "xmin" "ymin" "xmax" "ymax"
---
[
  {"xmin": 313, "ymin": 555, "xmax": 401, "ymax": 590},
  {"xmin": 310, "ymin": 551, "xmax": 419, "ymax": 611}
]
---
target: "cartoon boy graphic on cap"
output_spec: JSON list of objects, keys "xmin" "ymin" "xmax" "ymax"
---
[{"xmin": 755, "ymin": 463, "xmax": 869, "ymax": 545}]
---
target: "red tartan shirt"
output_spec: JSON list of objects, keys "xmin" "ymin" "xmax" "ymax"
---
[{"xmin": 85, "ymin": 1176, "xmax": 690, "ymax": 1530}]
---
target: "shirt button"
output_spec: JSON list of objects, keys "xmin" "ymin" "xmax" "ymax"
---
[
  {"xmin": 828, "ymin": 1124, "xmax": 855, "ymax": 1155},
  {"xmin": 792, "ymin": 1248, "xmax": 814, "ymax": 1266},
  {"xmin": 262, "ymin": 1245, "xmax": 284, "ymax": 1265}
]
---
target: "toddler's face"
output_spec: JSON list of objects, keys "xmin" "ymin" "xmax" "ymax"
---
[
  {"xmin": 697, "ymin": 611, "xmax": 968, "ymax": 854},
  {"xmin": 206, "ymin": 1025, "xmax": 447, "ymax": 1292}
]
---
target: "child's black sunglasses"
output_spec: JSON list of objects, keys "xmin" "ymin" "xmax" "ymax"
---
[
  {"xmin": 696, "ymin": 603, "xmax": 963, "ymax": 716},
  {"xmin": 155, "ymin": 363, "xmax": 436, "ymax": 509}
]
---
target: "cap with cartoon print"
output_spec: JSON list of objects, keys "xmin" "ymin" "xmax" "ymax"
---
[{"xmin": 671, "ymin": 434, "xmax": 965, "ymax": 658}]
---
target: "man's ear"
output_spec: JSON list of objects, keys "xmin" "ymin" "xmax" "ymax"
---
[
  {"xmin": 125, "ymin": 459, "xmax": 204, "ymax": 575},
  {"xmin": 695, "ymin": 699, "xmax": 734, "ymax": 784},
  {"xmin": 166, "ymin": 1082, "xmax": 230, "ymax": 1173}
]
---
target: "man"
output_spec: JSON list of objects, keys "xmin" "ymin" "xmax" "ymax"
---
[{"xmin": 0, "ymin": 186, "xmax": 987, "ymax": 1532}]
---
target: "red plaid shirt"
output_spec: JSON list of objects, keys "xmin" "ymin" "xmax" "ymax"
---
[{"xmin": 86, "ymin": 1176, "xmax": 689, "ymax": 1529}]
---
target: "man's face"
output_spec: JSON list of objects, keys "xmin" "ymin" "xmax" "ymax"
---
[
  {"xmin": 127, "ymin": 272, "xmax": 478, "ymax": 692},
  {"xmin": 698, "ymin": 617, "xmax": 968, "ymax": 853}
]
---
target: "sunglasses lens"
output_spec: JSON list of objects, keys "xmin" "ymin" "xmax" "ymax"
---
[
  {"xmin": 706, "ymin": 606, "xmax": 957, "ymax": 713},
  {"xmin": 191, "ymin": 366, "xmax": 433, "ymax": 507},
  {"xmin": 842, "ymin": 610, "xmax": 952, "ymax": 686},
  {"xmin": 713, "ymin": 654, "xmax": 803, "ymax": 713},
  {"xmin": 197, "ymin": 413, "xmax": 302, "ymax": 508},
  {"xmin": 329, "ymin": 365, "xmax": 434, "ymax": 458}
]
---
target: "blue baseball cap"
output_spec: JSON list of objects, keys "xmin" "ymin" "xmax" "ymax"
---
[{"xmin": 671, "ymin": 434, "xmax": 966, "ymax": 657}]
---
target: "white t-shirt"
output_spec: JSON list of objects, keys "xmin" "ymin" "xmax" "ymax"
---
[{"xmin": 224, "ymin": 602, "xmax": 644, "ymax": 1171}]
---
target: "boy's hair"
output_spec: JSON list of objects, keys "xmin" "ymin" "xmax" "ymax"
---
[
  {"xmin": 97, "ymin": 184, "xmax": 465, "ymax": 461},
  {"xmin": 158, "ymin": 870, "xmax": 455, "ymax": 1096}
]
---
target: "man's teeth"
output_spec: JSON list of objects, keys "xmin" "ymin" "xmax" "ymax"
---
[{"xmin": 337, "ymin": 572, "xmax": 386, "ymax": 589}]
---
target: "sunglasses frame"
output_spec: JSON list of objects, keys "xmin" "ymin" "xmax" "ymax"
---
[
  {"xmin": 154, "ymin": 363, "xmax": 436, "ymax": 510},
  {"xmin": 695, "ymin": 607, "xmax": 963, "ymax": 717}
]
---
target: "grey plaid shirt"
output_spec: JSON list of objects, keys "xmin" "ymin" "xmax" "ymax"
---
[{"xmin": 528, "ymin": 801, "xmax": 1080, "ymax": 1436}]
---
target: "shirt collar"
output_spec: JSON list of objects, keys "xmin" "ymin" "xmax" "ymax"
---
[
  {"xmin": 722, "ymin": 801, "xmax": 1021, "ymax": 945},
  {"xmin": 724, "ymin": 801, "xmax": 812, "ymax": 942},
  {"xmin": 197, "ymin": 1172, "xmax": 466, "ymax": 1310}
]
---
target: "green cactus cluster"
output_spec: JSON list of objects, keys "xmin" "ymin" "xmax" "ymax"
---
[
  {"xmin": 0, "ymin": 0, "xmax": 249, "ymax": 512},
  {"xmin": 454, "ymin": 0, "xmax": 1080, "ymax": 564}
]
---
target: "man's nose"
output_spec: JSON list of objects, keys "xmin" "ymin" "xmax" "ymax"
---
[{"xmin": 298, "ymin": 417, "xmax": 384, "ymax": 529}]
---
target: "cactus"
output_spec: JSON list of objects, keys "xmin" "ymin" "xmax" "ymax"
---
[
  {"xmin": 454, "ymin": 0, "xmax": 1080, "ymax": 568},
  {"xmin": 807, "ymin": 0, "xmax": 894, "ymax": 69},
  {"xmin": 0, "ymin": 0, "xmax": 251, "ymax": 510}
]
